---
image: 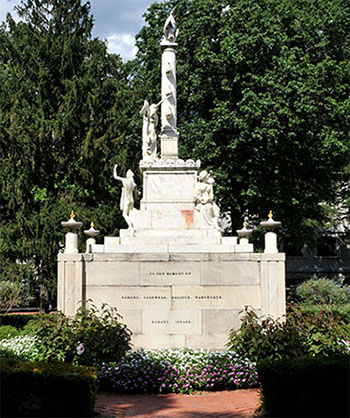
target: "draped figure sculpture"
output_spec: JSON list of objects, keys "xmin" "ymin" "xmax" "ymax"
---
[
  {"xmin": 140, "ymin": 94, "xmax": 172, "ymax": 159},
  {"xmin": 113, "ymin": 164, "xmax": 136, "ymax": 229},
  {"xmin": 194, "ymin": 170, "xmax": 220, "ymax": 229}
]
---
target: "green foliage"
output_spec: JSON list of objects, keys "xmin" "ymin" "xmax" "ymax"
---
[
  {"xmin": 258, "ymin": 355, "xmax": 350, "ymax": 417},
  {"xmin": 133, "ymin": 0, "xmax": 350, "ymax": 248},
  {"xmin": 0, "ymin": 0, "xmax": 133, "ymax": 309},
  {"xmin": 0, "ymin": 313, "xmax": 39, "ymax": 328},
  {"xmin": 227, "ymin": 308, "xmax": 304, "ymax": 362},
  {"xmin": 1, "ymin": 360, "xmax": 97, "ymax": 417},
  {"xmin": 0, "ymin": 346, "xmax": 25, "ymax": 364},
  {"xmin": 297, "ymin": 303, "xmax": 350, "ymax": 323},
  {"xmin": 227, "ymin": 306, "xmax": 350, "ymax": 362},
  {"xmin": 0, "ymin": 280, "xmax": 33, "ymax": 314},
  {"xmin": 24, "ymin": 304, "xmax": 132, "ymax": 365},
  {"xmin": 296, "ymin": 277, "xmax": 350, "ymax": 305},
  {"xmin": 0, "ymin": 325, "xmax": 20, "ymax": 339}
]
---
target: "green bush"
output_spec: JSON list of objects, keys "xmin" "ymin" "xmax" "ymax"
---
[
  {"xmin": 258, "ymin": 355, "xmax": 350, "ymax": 417},
  {"xmin": 0, "ymin": 325, "xmax": 20, "ymax": 339},
  {"xmin": 1, "ymin": 360, "xmax": 97, "ymax": 417},
  {"xmin": 296, "ymin": 277, "xmax": 350, "ymax": 305},
  {"xmin": 227, "ymin": 308, "xmax": 304, "ymax": 362},
  {"xmin": 298, "ymin": 303, "xmax": 350, "ymax": 323},
  {"xmin": 0, "ymin": 346, "xmax": 25, "ymax": 364},
  {"xmin": 227, "ymin": 306, "xmax": 350, "ymax": 362},
  {"xmin": 0, "ymin": 314, "xmax": 39, "ymax": 328},
  {"xmin": 24, "ymin": 304, "xmax": 132, "ymax": 365}
]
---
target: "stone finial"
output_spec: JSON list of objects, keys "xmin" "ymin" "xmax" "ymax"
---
[
  {"xmin": 61, "ymin": 212, "xmax": 83, "ymax": 230},
  {"xmin": 260, "ymin": 211, "xmax": 281, "ymax": 230},
  {"xmin": 61, "ymin": 212, "xmax": 82, "ymax": 254},
  {"xmin": 84, "ymin": 222, "xmax": 100, "ymax": 237},
  {"xmin": 260, "ymin": 211, "xmax": 281, "ymax": 254},
  {"xmin": 236, "ymin": 221, "xmax": 253, "ymax": 238}
]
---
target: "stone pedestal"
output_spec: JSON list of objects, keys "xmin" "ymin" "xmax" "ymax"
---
[
  {"xmin": 264, "ymin": 231, "xmax": 278, "ymax": 254},
  {"xmin": 85, "ymin": 238, "xmax": 96, "ymax": 254},
  {"xmin": 160, "ymin": 134, "xmax": 179, "ymax": 160},
  {"xmin": 58, "ymin": 251, "xmax": 286, "ymax": 350},
  {"xmin": 65, "ymin": 232, "xmax": 79, "ymax": 254}
]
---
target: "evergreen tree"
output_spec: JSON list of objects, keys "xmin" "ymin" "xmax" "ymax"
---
[
  {"xmin": 0, "ymin": 0, "xmax": 133, "ymax": 310},
  {"xmin": 132, "ymin": 0, "xmax": 350, "ymax": 251}
]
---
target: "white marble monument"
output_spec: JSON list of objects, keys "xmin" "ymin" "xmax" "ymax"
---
[{"xmin": 58, "ymin": 11, "xmax": 286, "ymax": 350}]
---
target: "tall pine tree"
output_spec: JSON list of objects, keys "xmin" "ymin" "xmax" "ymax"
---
[{"xmin": 0, "ymin": 0, "xmax": 134, "ymax": 310}]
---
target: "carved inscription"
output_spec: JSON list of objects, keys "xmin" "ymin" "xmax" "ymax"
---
[
  {"xmin": 143, "ymin": 310, "xmax": 201, "ymax": 335},
  {"xmin": 172, "ymin": 295, "xmax": 222, "ymax": 300},
  {"xmin": 103, "ymin": 287, "xmax": 171, "ymax": 310},
  {"xmin": 121, "ymin": 295, "xmax": 167, "ymax": 300},
  {"xmin": 140, "ymin": 262, "xmax": 200, "ymax": 285},
  {"xmin": 149, "ymin": 271, "xmax": 192, "ymax": 277},
  {"xmin": 172, "ymin": 286, "xmax": 261, "ymax": 309}
]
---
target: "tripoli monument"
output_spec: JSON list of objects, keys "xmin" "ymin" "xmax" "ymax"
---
[{"xmin": 58, "ymin": 11, "xmax": 286, "ymax": 350}]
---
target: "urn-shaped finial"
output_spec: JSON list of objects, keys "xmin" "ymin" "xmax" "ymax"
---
[
  {"xmin": 236, "ymin": 221, "xmax": 253, "ymax": 238},
  {"xmin": 61, "ymin": 211, "xmax": 83, "ymax": 230},
  {"xmin": 260, "ymin": 210, "xmax": 281, "ymax": 230},
  {"xmin": 84, "ymin": 222, "xmax": 100, "ymax": 237}
]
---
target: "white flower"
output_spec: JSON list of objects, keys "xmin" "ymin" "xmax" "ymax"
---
[
  {"xmin": 0, "ymin": 335, "xmax": 39, "ymax": 360},
  {"xmin": 76, "ymin": 343, "xmax": 85, "ymax": 355}
]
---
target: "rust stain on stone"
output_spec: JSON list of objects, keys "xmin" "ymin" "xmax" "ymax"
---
[{"xmin": 181, "ymin": 210, "xmax": 194, "ymax": 229}]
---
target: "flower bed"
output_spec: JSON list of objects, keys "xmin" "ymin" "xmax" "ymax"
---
[
  {"xmin": 0, "ymin": 335, "xmax": 39, "ymax": 361},
  {"xmin": 97, "ymin": 349, "xmax": 258, "ymax": 394}
]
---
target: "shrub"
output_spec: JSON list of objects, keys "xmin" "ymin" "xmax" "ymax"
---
[
  {"xmin": 0, "ymin": 325, "xmax": 20, "ymax": 339},
  {"xmin": 297, "ymin": 303, "xmax": 350, "ymax": 323},
  {"xmin": 0, "ymin": 313, "xmax": 39, "ymax": 328},
  {"xmin": 0, "ymin": 346, "xmax": 26, "ymax": 364},
  {"xmin": 227, "ymin": 306, "xmax": 350, "ymax": 362},
  {"xmin": 296, "ymin": 277, "xmax": 350, "ymax": 305},
  {"xmin": 98, "ymin": 349, "xmax": 258, "ymax": 394},
  {"xmin": 1, "ymin": 360, "xmax": 97, "ymax": 417},
  {"xmin": 258, "ymin": 355, "xmax": 350, "ymax": 417},
  {"xmin": 24, "ymin": 304, "xmax": 132, "ymax": 365}
]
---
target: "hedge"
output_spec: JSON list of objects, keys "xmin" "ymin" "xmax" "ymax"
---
[
  {"xmin": 0, "ymin": 314, "xmax": 39, "ymax": 329},
  {"xmin": 258, "ymin": 355, "xmax": 350, "ymax": 417},
  {"xmin": 0, "ymin": 360, "xmax": 97, "ymax": 417}
]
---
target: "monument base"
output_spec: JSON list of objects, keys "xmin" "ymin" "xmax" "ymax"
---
[{"xmin": 57, "ymin": 251, "xmax": 285, "ymax": 350}]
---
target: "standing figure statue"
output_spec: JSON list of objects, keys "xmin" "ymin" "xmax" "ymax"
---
[
  {"xmin": 140, "ymin": 95, "xmax": 171, "ymax": 159},
  {"xmin": 113, "ymin": 164, "xmax": 136, "ymax": 229},
  {"xmin": 164, "ymin": 9, "xmax": 179, "ymax": 43},
  {"xmin": 194, "ymin": 170, "xmax": 220, "ymax": 229}
]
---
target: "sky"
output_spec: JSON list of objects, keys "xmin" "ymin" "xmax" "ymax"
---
[{"xmin": 0, "ymin": 0, "xmax": 161, "ymax": 61}]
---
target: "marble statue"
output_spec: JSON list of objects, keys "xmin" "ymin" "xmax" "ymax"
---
[
  {"xmin": 194, "ymin": 170, "xmax": 220, "ymax": 229},
  {"xmin": 140, "ymin": 95, "xmax": 171, "ymax": 159},
  {"xmin": 164, "ymin": 9, "xmax": 179, "ymax": 43},
  {"xmin": 113, "ymin": 164, "xmax": 136, "ymax": 229}
]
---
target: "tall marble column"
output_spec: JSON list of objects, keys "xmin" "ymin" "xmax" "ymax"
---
[{"xmin": 160, "ymin": 10, "xmax": 179, "ymax": 160}]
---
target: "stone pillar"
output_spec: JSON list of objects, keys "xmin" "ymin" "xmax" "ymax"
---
[
  {"xmin": 160, "ymin": 11, "xmax": 179, "ymax": 160},
  {"xmin": 264, "ymin": 231, "xmax": 278, "ymax": 254},
  {"xmin": 85, "ymin": 237, "xmax": 96, "ymax": 254},
  {"xmin": 65, "ymin": 232, "xmax": 79, "ymax": 254}
]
